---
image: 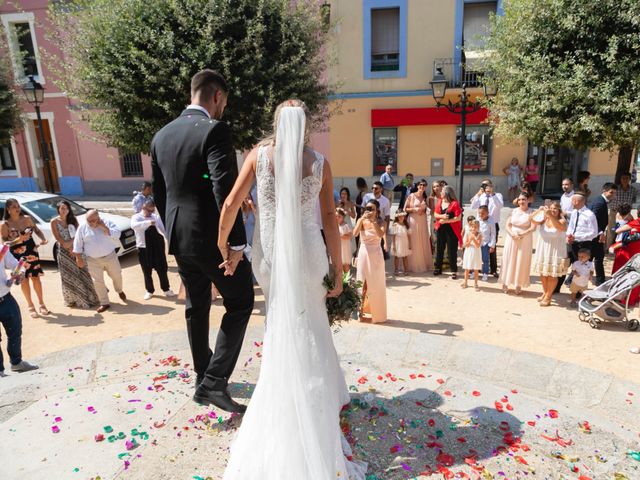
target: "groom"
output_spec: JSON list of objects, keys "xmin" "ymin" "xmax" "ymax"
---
[{"xmin": 151, "ymin": 70, "xmax": 254, "ymax": 413}]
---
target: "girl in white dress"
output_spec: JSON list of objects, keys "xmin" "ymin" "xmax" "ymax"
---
[
  {"xmin": 462, "ymin": 216, "xmax": 483, "ymax": 290},
  {"xmin": 390, "ymin": 211, "xmax": 411, "ymax": 275},
  {"xmin": 336, "ymin": 207, "xmax": 353, "ymax": 273}
]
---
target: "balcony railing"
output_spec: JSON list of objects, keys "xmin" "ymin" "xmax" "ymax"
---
[{"xmin": 433, "ymin": 57, "xmax": 483, "ymax": 88}]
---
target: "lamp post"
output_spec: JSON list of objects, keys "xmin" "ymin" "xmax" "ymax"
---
[
  {"xmin": 430, "ymin": 67, "xmax": 497, "ymax": 202},
  {"xmin": 21, "ymin": 75, "xmax": 53, "ymax": 192}
]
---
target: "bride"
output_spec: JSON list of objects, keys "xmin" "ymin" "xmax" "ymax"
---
[{"xmin": 217, "ymin": 99, "xmax": 366, "ymax": 479}]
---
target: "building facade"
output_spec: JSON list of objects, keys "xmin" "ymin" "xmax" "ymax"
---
[
  {"xmin": 326, "ymin": 0, "xmax": 618, "ymax": 200},
  {"xmin": 1, "ymin": 1, "xmax": 154, "ymax": 196}
]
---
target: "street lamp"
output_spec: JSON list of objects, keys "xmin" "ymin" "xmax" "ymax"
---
[
  {"xmin": 430, "ymin": 67, "xmax": 497, "ymax": 202},
  {"xmin": 21, "ymin": 75, "xmax": 53, "ymax": 192}
]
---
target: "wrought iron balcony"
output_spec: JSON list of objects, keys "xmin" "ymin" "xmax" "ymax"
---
[{"xmin": 433, "ymin": 57, "xmax": 483, "ymax": 89}]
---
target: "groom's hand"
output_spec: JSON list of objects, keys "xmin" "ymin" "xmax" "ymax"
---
[{"xmin": 219, "ymin": 248, "xmax": 244, "ymax": 276}]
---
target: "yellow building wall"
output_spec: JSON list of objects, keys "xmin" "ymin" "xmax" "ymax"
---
[
  {"xmin": 329, "ymin": 0, "xmax": 456, "ymax": 93},
  {"xmin": 588, "ymin": 149, "xmax": 618, "ymax": 176}
]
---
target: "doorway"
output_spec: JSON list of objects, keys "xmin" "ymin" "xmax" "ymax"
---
[
  {"xmin": 31, "ymin": 119, "xmax": 60, "ymax": 192},
  {"xmin": 527, "ymin": 144, "xmax": 585, "ymax": 195}
]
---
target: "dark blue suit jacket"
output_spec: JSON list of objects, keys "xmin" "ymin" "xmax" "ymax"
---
[{"xmin": 588, "ymin": 195, "xmax": 609, "ymax": 234}]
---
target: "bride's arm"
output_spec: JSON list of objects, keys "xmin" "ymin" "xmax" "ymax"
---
[
  {"xmin": 218, "ymin": 148, "xmax": 258, "ymax": 270},
  {"xmin": 319, "ymin": 160, "xmax": 343, "ymax": 297}
]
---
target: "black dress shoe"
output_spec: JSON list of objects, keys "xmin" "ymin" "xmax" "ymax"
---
[{"xmin": 193, "ymin": 386, "xmax": 247, "ymax": 413}]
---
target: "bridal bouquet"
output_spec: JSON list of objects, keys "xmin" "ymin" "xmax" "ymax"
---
[{"xmin": 323, "ymin": 271, "xmax": 363, "ymax": 328}]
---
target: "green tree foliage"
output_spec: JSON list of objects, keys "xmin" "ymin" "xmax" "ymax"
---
[
  {"xmin": 483, "ymin": 0, "xmax": 640, "ymax": 174},
  {"xmin": 49, "ymin": 0, "xmax": 331, "ymax": 153},
  {"xmin": 0, "ymin": 22, "xmax": 22, "ymax": 143}
]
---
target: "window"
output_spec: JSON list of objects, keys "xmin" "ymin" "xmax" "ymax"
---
[
  {"xmin": 363, "ymin": 0, "xmax": 407, "ymax": 79},
  {"xmin": 463, "ymin": 2, "xmax": 496, "ymax": 51},
  {"xmin": 0, "ymin": 143, "xmax": 17, "ymax": 171},
  {"xmin": 371, "ymin": 8, "xmax": 399, "ymax": 72},
  {"xmin": 455, "ymin": 125, "xmax": 491, "ymax": 174},
  {"xmin": 373, "ymin": 128, "xmax": 397, "ymax": 175},
  {"xmin": 1, "ymin": 12, "xmax": 43, "ymax": 82},
  {"xmin": 119, "ymin": 151, "xmax": 144, "ymax": 177}
]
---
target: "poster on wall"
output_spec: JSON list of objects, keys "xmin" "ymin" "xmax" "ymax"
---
[{"xmin": 373, "ymin": 128, "xmax": 397, "ymax": 175}]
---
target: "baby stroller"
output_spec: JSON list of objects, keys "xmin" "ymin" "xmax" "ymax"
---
[{"xmin": 578, "ymin": 253, "xmax": 640, "ymax": 330}]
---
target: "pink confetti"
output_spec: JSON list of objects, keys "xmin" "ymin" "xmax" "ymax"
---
[{"xmin": 51, "ymin": 425, "xmax": 60, "ymax": 433}]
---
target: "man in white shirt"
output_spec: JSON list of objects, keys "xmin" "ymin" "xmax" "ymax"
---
[
  {"xmin": 561, "ymin": 193, "xmax": 598, "ymax": 289},
  {"xmin": 0, "ymin": 251, "xmax": 38, "ymax": 376},
  {"xmin": 379, "ymin": 164, "xmax": 395, "ymax": 204},
  {"xmin": 73, "ymin": 210, "xmax": 126, "ymax": 312},
  {"xmin": 560, "ymin": 178, "xmax": 575, "ymax": 216},
  {"xmin": 470, "ymin": 179, "xmax": 503, "ymax": 277},
  {"xmin": 362, "ymin": 181, "xmax": 391, "ymax": 258},
  {"xmin": 131, "ymin": 199, "xmax": 175, "ymax": 300}
]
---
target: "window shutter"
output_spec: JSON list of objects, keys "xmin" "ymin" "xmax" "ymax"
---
[
  {"xmin": 463, "ymin": 2, "xmax": 496, "ymax": 51},
  {"xmin": 371, "ymin": 8, "xmax": 400, "ymax": 55}
]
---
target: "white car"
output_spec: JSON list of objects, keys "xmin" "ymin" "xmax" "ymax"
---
[{"xmin": 0, "ymin": 192, "xmax": 137, "ymax": 262}]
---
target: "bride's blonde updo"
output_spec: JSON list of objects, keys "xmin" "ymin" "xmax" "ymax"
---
[{"xmin": 260, "ymin": 99, "xmax": 311, "ymax": 146}]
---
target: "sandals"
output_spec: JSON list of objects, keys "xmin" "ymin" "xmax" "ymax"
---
[
  {"xmin": 38, "ymin": 305, "xmax": 51, "ymax": 316},
  {"xmin": 28, "ymin": 306, "xmax": 38, "ymax": 318}
]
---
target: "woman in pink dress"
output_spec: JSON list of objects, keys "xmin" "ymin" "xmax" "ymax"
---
[
  {"xmin": 354, "ymin": 199, "xmax": 387, "ymax": 323},
  {"xmin": 500, "ymin": 192, "xmax": 536, "ymax": 294},
  {"xmin": 405, "ymin": 181, "xmax": 433, "ymax": 272}
]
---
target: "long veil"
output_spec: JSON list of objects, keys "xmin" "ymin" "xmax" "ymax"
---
[{"xmin": 223, "ymin": 107, "xmax": 365, "ymax": 479}]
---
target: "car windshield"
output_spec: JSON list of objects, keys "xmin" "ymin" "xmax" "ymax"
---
[{"xmin": 21, "ymin": 196, "xmax": 88, "ymax": 223}]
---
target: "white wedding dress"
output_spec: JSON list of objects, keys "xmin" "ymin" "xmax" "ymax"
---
[{"xmin": 223, "ymin": 107, "xmax": 366, "ymax": 479}]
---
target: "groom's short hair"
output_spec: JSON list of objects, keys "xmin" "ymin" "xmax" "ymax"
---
[{"xmin": 191, "ymin": 69, "xmax": 228, "ymax": 100}]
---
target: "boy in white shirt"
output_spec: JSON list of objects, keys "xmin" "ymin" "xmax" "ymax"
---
[
  {"xmin": 477, "ymin": 205, "xmax": 496, "ymax": 281},
  {"xmin": 569, "ymin": 248, "xmax": 594, "ymax": 307}
]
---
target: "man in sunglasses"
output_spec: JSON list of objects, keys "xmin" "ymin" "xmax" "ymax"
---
[{"xmin": 362, "ymin": 181, "xmax": 391, "ymax": 259}]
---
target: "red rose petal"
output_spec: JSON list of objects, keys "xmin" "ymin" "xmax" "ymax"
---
[
  {"xmin": 548, "ymin": 409, "xmax": 559, "ymax": 418},
  {"xmin": 472, "ymin": 390, "xmax": 481, "ymax": 396}
]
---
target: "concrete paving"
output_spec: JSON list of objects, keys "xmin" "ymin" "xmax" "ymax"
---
[{"xmin": 1, "ymin": 324, "xmax": 639, "ymax": 480}]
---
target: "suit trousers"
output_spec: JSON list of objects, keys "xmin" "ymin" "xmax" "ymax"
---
[
  {"xmin": 489, "ymin": 224, "xmax": 499, "ymax": 274},
  {"xmin": 591, "ymin": 239, "xmax": 606, "ymax": 282},
  {"xmin": 176, "ymin": 255, "xmax": 254, "ymax": 391},
  {"xmin": 86, "ymin": 252, "xmax": 123, "ymax": 305}
]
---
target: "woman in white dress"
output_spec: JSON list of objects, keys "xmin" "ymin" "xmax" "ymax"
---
[
  {"xmin": 531, "ymin": 201, "xmax": 568, "ymax": 306},
  {"xmin": 217, "ymin": 100, "xmax": 366, "ymax": 479}
]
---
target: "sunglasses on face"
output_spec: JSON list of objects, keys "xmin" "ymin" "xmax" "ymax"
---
[
  {"xmin": 364, "ymin": 206, "xmax": 375, "ymax": 212},
  {"xmin": 372, "ymin": 186, "xmax": 380, "ymax": 190}
]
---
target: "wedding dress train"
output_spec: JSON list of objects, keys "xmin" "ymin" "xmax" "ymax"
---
[{"xmin": 223, "ymin": 107, "xmax": 366, "ymax": 479}]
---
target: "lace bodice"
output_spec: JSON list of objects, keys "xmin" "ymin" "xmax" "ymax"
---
[{"xmin": 252, "ymin": 145, "xmax": 328, "ymax": 301}]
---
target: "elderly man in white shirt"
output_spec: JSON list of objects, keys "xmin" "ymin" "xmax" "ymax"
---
[
  {"xmin": 470, "ymin": 179, "xmax": 503, "ymax": 277},
  {"xmin": 73, "ymin": 210, "xmax": 126, "ymax": 312},
  {"xmin": 131, "ymin": 199, "xmax": 175, "ymax": 300},
  {"xmin": 560, "ymin": 178, "xmax": 575, "ymax": 216}
]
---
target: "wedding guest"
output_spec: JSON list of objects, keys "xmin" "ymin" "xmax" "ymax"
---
[
  {"xmin": 513, "ymin": 181, "xmax": 536, "ymax": 206},
  {"xmin": 1, "ymin": 198, "xmax": 49, "ymax": 318},
  {"xmin": 336, "ymin": 208, "xmax": 353, "ymax": 273},
  {"xmin": 569, "ymin": 248, "xmax": 594, "ymax": 308},
  {"xmin": 608, "ymin": 172, "xmax": 637, "ymax": 246},
  {"xmin": 470, "ymin": 179, "xmax": 503, "ymax": 277},
  {"xmin": 560, "ymin": 178, "xmax": 575, "ymax": 215},
  {"xmin": 362, "ymin": 181, "xmax": 391, "ymax": 258},
  {"xmin": 354, "ymin": 177, "xmax": 368, "ymax": 253},
  {"xmin": 477, "ymin": 205, "xmax": 496, "ymax": 281},
  {"xmin": 461, "ymin": 216, "xmax": 483, "ymax": 290},
  {"xmin": 390, "ymin": 211, "xmax": 411, "ymax": 276},
  {"xmin": 131, "ymin": 199, "xmax": 176, "ymax": 300},
  {"xmin": 433, "ymin": 186, "xmax": 463, "ymax": 279},
  {"xmin": 394, "ymin": 173, "xmax": 416, "ymax": 210},
  {"xmin": 338, "ymin": 187, "xmax": 357, "ymax": 221},
  {"xmin": 428, "ymin": 180, "xmax": 443, "ymax": 244},
  {"xmin": 589, "ymin": 182, "xmax": 617, "ymax": 285},
  {"xmin": 531, "ymin": 201, "xmax": 568, "ymax": 306},
  {"xmin": 614, "ymin": 203, "xmax": 634, "ymax": 244},
  {"xmin": 354, "ymin": 199, "xmax": 387, "ymax": 323},
  {"xmin": 577, "ymin": 170, "xmax": 591, "ymax": 200},
  {"xmin": 405, "ymin": 180, "xmax": 433, "ymax": 272},
  {"xmin": 500, "ymin": 193, "xmax": 536, "ymax": 294},
  {"xmin": 132, "ymin": 181, "xmax": 153, "ymax": 213},
  {"xmin": 503, "ymin": 157, "xmax": 523, "ymax": 201},
  {"xmin": 525, "ymin": 158, "xmax": 540, "ymax": 194},
  {"xmin": 0, "ymin": 249, "xmax": 38, "ymax": 376},
  {"xmin": 562, "ymin": 192, "xmax": 598, "ymax": 289},
  {"xmin": 73, "ymin": 210, "xmax": 126, "ymax": 313},
  {"xmin": 50, "ymin": 201, "xmax": 99, "ymax": 309},
  {"xmin": 380, "ymin": 164, "xmax": 395, "ymax": 204}
]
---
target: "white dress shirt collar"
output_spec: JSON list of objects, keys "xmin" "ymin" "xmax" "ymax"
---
[{"xmin": 186, "ymin": 104, "xmax": 211, "ymax": 118}]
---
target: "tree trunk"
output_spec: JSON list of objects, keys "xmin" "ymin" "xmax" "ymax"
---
[{"xmin": 615, "ymin": 145, "xmax": 634, "ymax": 184}]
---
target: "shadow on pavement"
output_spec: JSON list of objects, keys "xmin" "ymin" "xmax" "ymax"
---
[
  {"xmin": 41, "ymin": 312, "xmax": 105, "ymax": 328},
  {"xmin": 109, "ymin": 301, "xmax": 174, "ymax": 316},
  {"xmin": 344, "ymin": 388, "xmax": 523, "ymax": 479},
  {"xmin": 382, "ymin": 319, "xmax": 463, "ymax": 336}
]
